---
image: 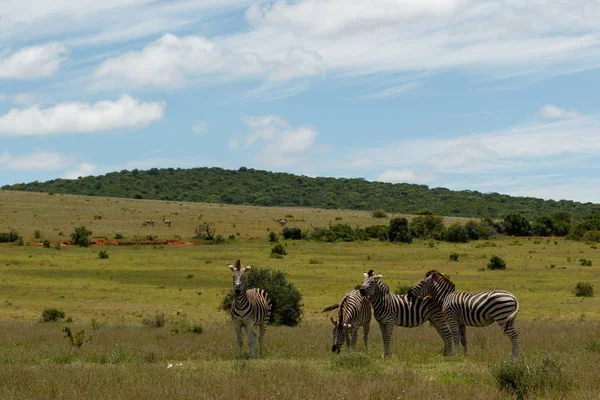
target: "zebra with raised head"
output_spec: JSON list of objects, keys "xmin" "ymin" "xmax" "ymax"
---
[
  {"xmin": 408, "ymin": 270, "xmax": 520, "ymax": 356},
  {"xmin": 227, "ymin": 260, "xmax": 271, "ymax": 358},
  {"xmin": 322, "ymin": 289, "xmax": 371, "ymax": 353},
  {"xmin": 360, "ymin": 270, "xmax": 452, "ymax": 357}
]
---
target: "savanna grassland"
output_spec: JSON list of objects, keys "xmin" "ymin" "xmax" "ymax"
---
[{"xmin": 1, "ymin": 190, "xmax": 599, "ymax": 399}]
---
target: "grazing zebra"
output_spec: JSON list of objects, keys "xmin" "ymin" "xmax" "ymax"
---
[
  {"xmin": 322, "ymin": 289, "xmax": 371, "ymax": 353},
  {"xmin": 144, "ymin": 219, "xmax": 155, "ymax": 227},
  {"xmin": 227, "ymin": 260, "xmax": 271, "ymax": 358},
  {"xmin": 277, "ymin": 219, "xmax": 287, "ymax": 227},
  {"xmin": 360, "ymin": 270, "xmax": 452, "ymax": 357},
  {"xmin": 408, "ymin": 270, "xmax": 520, "ymax": 356},
  {"xmin": 163, "ymin": 218, "xmax": 171, "ymax": 227}
]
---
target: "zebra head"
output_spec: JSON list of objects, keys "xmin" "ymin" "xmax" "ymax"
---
[
  {"xmin": 360, "ymin": 269, "xmax": 383, "ymax": 297},
  {"xmin": 330, "ymin": 317, "xmax": 345, "ymax": 353},
  {"xmin": 408, "ymin": 270, "xmax": 453, "ymax": 304},
  {"xmin": 227, "ymin": 260, "xmax": 251, "ymax": 295}
]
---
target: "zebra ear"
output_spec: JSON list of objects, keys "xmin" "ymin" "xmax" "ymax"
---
[
  {"xmin": 227, "ymin": 264, "xmax": 235, "ymax": 271},
  {"xmin": 376, "ymin": 274, "xmax": 384, "ymax": 279},
  {"xmin": 234, "ymin": 260, "xmax": 241, "ymax": 270},
  {"xmin": 244, "ymin": 266, "xmax": 252, "ymax": 271},
  {"xmin": 363, "ymin": 272, "xmax": 368, "ymax": 278},
  {"xmin": 330, "ymin": 317, "xmax": 338, "ymax": 326}
]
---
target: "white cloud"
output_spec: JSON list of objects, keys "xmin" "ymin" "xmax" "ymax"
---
[
  {"xmin": 232, "ymin": 115, "xmax": 320, "ymax": 167},
  {"xmin": 358, "ymin": 81, "xmax": 420, "ymax": 100},
  {"xmin": 0, "ymin": 43, "xmax": 67, "ymax": 79},
  {"xmin": 62, "ymin": 162, "xmax": 97, "ymax": 179},
  {"xmin": 0, "ymin": 95, "xmax": 164, "ymax": 136},
  {"xmin": 0, "ymin": 151, "xmax": 75, "ymax": 171},
  {"xmin": 11, "ymin": 93, "xmax": 52, "ymax": 106},
  {"xmin": 192, "ymin": 120, "xmax": 208, "ymax": 135},
  {"xmin": 377, "ymin": 168, "xmax": 435, "ymax": 184},
  {"xmin": 540, "ymin": 104, "xmax": 583, "ymax": 119}
]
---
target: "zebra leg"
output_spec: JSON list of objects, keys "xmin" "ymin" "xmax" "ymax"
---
[
  {"xmin": 258, "ymin": 321, "xmax": 267, "ymax": 358},
  {"xmin": 350, "ymin": 326, "xmax": 359, "ymax": 351},
  {"xmin": 430, "ymin": 319, "xmax": 452, "ymax": 356},
  {"xmin": 234, "ymin": 320, "xmax": 244, "ymax": 356},
  {"xmin": 447, "ymin": 319, "xmax": 461, "ymax": 355},
  {"xmin": 246, "ymin": 322, "xmax": 257, "ymax": 358},
  {"xmin": 363, "ymin": 322, "xmax": 370, "ymax": 352},
  {"xmin": 344, "ymin": 328, "xmax": 352, "ymax": 351},
  {"xmin": 379, "ymin": 321, "xmax": 393, "ymax": 357},
  {"xmin": 459, "ymin": 324, "xmax": 467, "ymax": 354},
  {"xmin": 504, "ymin": 323, "xmax": 520, "ymax": 357}
]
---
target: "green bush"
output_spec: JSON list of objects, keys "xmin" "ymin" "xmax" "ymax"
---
[
  {"xmin": 445, "ymin": 223, "xmax": 469, "ymax": 243},
  {"xmin": 581, "ymin": 230, "xmax": 600, "ymax": 242},
  {"xmin": 42, "ymin": 308, "xmax": 65, "ymax": 322},
  {"xmin": 579, "ymin": 258, "xmax": 592, "ymax": 266},
  {"xmin": 282, "ymin": 227, "xmax": 302, "ymax": 240},
  {"xmin": 63, "ymin": 326, "xmax": 92, "ymax": 348},
  {"xmin": 70, "ymin": 225, "xmax": 92, "ymax": 247},
  {"xmin": 364, "ymin": 225, "xmax": 389, "ymax": 241},
  {"xmin": 449, "ymin": 252, "xmax": 460, "ymax": 262},
  {"xmin": 410, "ymin": 215, "xmax": 445, "ymax": 240},
  {"xmin": 310, "ymin": 224, "xmax": 368, "ymax": 242},
  {"xmin": 34, "ymin": 230, "xmax": 41, "ymax": 239},
  {"xmin": 98, "ymin": 249, "xmax": 109, "ymax": 259},
  {"xmin": 487, "ymin": 255, "xmax": 506, "ymax": 270},
  {"xmin": 394, "ymin": 284, "xmax": 410, "ymax": 295},
  {"xmin": 371, "ymin": 209, "xmax": 388, "ymax": 218},
  {"xmin": 0, "ymin": 231, "xmax": 21, "ymax": 243},
  {"xmin": 42, "ymin": 240, "xmax": 51, "ymax": 248},
  {"xmin": 114, "ymin": 233, "xmax": 124, "ymax": 240},
  {"xmin": 271, "ymin": 243, "xmax": 287, "ymax": 256},
  {"xmin": 388, "ymin": 217, "xmax": 412, "ymax": 243},
  {"xmin": 268, "ymin": 231, "xmax": 278, "ymax": 242},
  {"xmin": 574, "ymin": 282, "xmax": 594, "ymax": 297},
  {"xmin": 221, "ymin": 267, "xmax": 303, "ymax": 326}
]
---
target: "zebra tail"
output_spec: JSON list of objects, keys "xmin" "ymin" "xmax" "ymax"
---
[
  {"xmin": 321, "ymin": 304, "xmax": 340, "ymax": 313},
  {"xmin": 503, "ymin": 298, "xmax": 520, "ymax": 331}
]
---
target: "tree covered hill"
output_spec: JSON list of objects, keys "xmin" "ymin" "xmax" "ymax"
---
[{"xmin": 2, "ymin": 167, "xmax": 598, "ymax": 219}]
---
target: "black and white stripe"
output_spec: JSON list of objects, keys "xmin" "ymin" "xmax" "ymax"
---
[
  {"xmin": 227, "ymin": 260, "xmax": 271, "ymax": 358},
  {"xmin": 360, "ymin": 270, "xmax": 452, "ymax": 357},
  {"xmin": 408, "ymin": 270, "xmax": 520, "ymax": 356},
  {"xmin": 323, "ymin": 289, "xmax": 371, "ymax": 353}
]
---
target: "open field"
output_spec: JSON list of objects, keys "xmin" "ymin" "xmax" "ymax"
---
[{"xmin": 1, "ymin": 190, "xmax": 600, "ymax": 399}]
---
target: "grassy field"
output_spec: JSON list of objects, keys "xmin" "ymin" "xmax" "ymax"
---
[{"xmin": 1, "ymin": 190, "xmax": 599, "ymax": 399}]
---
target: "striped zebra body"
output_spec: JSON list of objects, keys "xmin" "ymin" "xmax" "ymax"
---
[
  {"xmin": 323, "ymin": 289, "xmax": 371, "ymax": 353},
  {"xmin": 408, "ymin": 270, "xmax": 520, "ymax": 356},
  {"xmin": 360, "ymin": 270, "xmax": 452, "ymax": 357},
  {"xmin": 228, "ymin": 260, "xmax": 271, "ymax": 358}
]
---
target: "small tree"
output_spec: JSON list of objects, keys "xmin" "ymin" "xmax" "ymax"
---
[
  {"xmin": 268, "ymin": 231, "xmax": 278, "ymax": 242},
  {"xmin": 388, "ymin": 217, "xmax": 412, "ymax": 243},
  {"xmin": 574, "ymin": 282, "xmax": 594, "ymax": 297},
  {"xmin": 42, "ymin": 308, "xmax": 65, "ymax": 322},
  {"xmin": 445, "ymin": 223, "xmax": 469, "ymax": 243},
  {"xmin": 221, "ymin": 267, "xmax": 303, "ymax": 326},
  {"xmin": 371, "ymin": 209, "xmax": 388, "ymax": 218},
  {"xmin": 70, "ymin": 226, "xmax": 92, "ymax": 247},
  {"xmin": 271, "ymin": 243, "xmax": 287, "ymax": 256},
  {"xmin": 194, "ymin": 222, "xmax": 216, "ymax": 240},
  {"xmin": 282, "ymin": 227, "xmax": 302, "ymax": 240},
  {"xmin": 488, "ymin": 255, "xmax": 506, "ymax": 270}
]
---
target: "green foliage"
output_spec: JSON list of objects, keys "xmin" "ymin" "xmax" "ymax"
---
[
  {"xmin": 310, "ymin": 224, "xmax": 368, "ymax": 242},
  {"xmin": 0, "ymin": 230, "xmax": 21, "ymax": 243},
  {"xmin": 42, "ymin": 308, "xmax": 65, "ymax": 322},
  {"xmin": 70, "ymin": 225, "xmax": 92, "ymax": 247},
  {"xmin": 388, "ymin": 217, "xmax": 412, "ymax": 243},
  {"xmin": 42, "ymin": 240, "xmax": 51, "ymax": 248},
  {"xmin": 282, "ymin": 227, "xmax": 302, "ymax": 240},
  {"xmin": 582, "ymin": 230, "xmax": 600, "ymax": 242},
  {"xmin": 503, "ymin": 214, "xmax": 532, "ymax": 236},
  {"xmin": 62, "ymin": 326, "xmax": 92, "ymax": 348},
  {"xmin": 445, "ymin": 223, "xmax": 469, "ymax": 243},
  {"xmin": 394, "ymin": 284, "xmax": 410, "ymax": 295},
  {"xmin": 271, "ymin": 243, "xmax": 287, "ymax": 256},
  {"xmin": 410, "ymin": 215, "xmax": 445, "ymax": 240},
  {"xmin": 487, "ymin": 255, "xmax": 506, "ymax": 270},
  {"xmin": 364, "ymin": 225, "xmax": 389, "ymax": 241},
  {"xmin": 574, "ymin": 282, "xmax": 594, "ymax": 297},
  {"xmin": 114, "ymin": 233, "xmax": 124, "ymax": 240},
  {"xmin": 170, "ymin": 322, "xmax": 203, "ymax": 335},
  {"xmin": 268, "ymin": 231, "xmax": 278, "ymax": 242},
  {"xmin": 98, "ymin": 249, "xmax": 109, "ymax": 259},
  {"xmin": 4, "ymin": 166, "xmax": 597, "ymax": 219},
  {"xmin": 579, "ymin": 258, "xmax": 592, "ymax": 266},
  {"xmin": 33, "ymin": 230, "xmax": 41, "ymax": 239},
  {"xmin": 221, "ymin": 267, "xmax": 304, "ymax": 326},
  {"xmin": 449, "ymin": 252, "xmax": 460, "ymax": 262},
  {"xmin": 491, "ymin": 357, "xmax": 571, "ymax": 399},
  {"xmin": 371, "ymin": 209, "xmax": 387, "ymax": 218},
  {"xmin": 331, "ymin": 351, "xmax": 372, "ymax": 370},
  {"xmin": 465, "ymin": 220, "xmax": 495, "ymax": 240}
]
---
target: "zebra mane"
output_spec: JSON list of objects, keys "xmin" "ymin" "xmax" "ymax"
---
[
  {"xmin": 426, "ymin": 270, "xmax": 455, "ymax": 291},
  {"xmin": 376, "ymin": 279, "xmax": 390, "ymax": 295}
]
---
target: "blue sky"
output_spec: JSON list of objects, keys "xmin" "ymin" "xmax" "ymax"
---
[{"xmin": 1, "ymin": 0, "xmax": 600, "ymax": 203}]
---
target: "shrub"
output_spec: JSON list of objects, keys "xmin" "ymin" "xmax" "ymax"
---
[
  {"xmin": 98, "ymin": 249, "xmax": 109, "ymax": 259},
  {"xmin": 503, "ymin": 214, "xmax": 533, "ymax": 236},
  {"xmin": 271, "ymin": 243, "xmax": 287, "ymax": 256},
  {"xmin": 43, "ymin": 240, "xmax": 51, "ymax": 248},
  {"xmin": 268, "ymin": 231, "xmax": 278, "ymax": 242},
  {"xmin": 364, "ymin": 225, "xmax": 389, "ymax": 241},
  {"xmin": 171, "ymin": 322, "xmax": 203, "ymax": 335},
  {"xmin": 445, "ymin": 223, "xmax": 469, "ymax": 243},
  {"xmin": 465, "ymin": 220, "xmax": 494, "ymax": 240},
  {"xmin": 114, "ymin": 233, "xmax": 124, "ymax": 240},
  {"xmin": 308, "ymin": 258, "xmax": 322, "ymax": 264},
  {"xmin": 63, "ymin": 326, "xmax": 92, "ymax": 348},
  {"xmin": 221, "ymin": 267, "xmax": 303, "ymax": 326},
  {"xmin": 212, "ymin": 235, "xmax": 226, "ymax": 244},
  {"xmin": 582, "ymin": 230, "xmax": 600, "ymax": 242},
  {"xmin": 282, "ymin": 227, "xmax": 302, "ymax": 240},
  {"xmin": 487, "ymin": 255, "xmax": 506, "ymax": 270},
  {"xmin": 0, "ymin": 231, "xmax": 21, "ymax": 243},
  {"xmin": 371, "ymin": 209, "xmax": 388, "ymax": 218},
  {"xmin": 70, "ymin": 226, "xmax": 92, "ymax": 247},
  {"xmin": 309, "ymin": 224, "xmax": 368, "ymax": 242},
  {"xmin": 579, "ymin": 258, "xmax": 592, "ymax": 266},
  {"xmin": 142, "ymin": 312, "xmax": 166, "ymax": 328},
  {"xmin": 449, "ymin": 252, "xmax": 460, "ymax": 262},
  {"xmin": 34, "ymin": 230, "xmax": 41, "ymax": 239},
  {"xmin": 388, "ymin": 217, "xmax": 412, "ymax": 243},
  {"xmin": 394, "ymin": 284, "xmax": 410, "ymax": 295},
  {"xmin": 410, "ymin": 215, "xmax": 445, "ymax": 240},
  {"xmin": 574, "ymin": 282, "xmax": 594, "ymax": 297},
  {"xmin": 42, "ymin": 308, "xmax": 65, "ymax": 322},
  {"xmin": 194, "ymin": 222, "xmax": 216, "ymax": 240}
]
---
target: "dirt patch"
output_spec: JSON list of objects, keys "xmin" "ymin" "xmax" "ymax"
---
[{"xmin": 28, "ymin": 239, "xmax": 194, "ymax": 247}]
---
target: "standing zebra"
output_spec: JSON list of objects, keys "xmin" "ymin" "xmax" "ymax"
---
[
  {"xmin": 322, "ymin": 289, "xmax": 371, "ymax": 353},
  {"xmin": 408, "ymin": 270, "xmax": 520, "ymax": 356},
  {"xmin": 227, "ymin": 260, "xmax": 271, "ymax": 358},
  {"xmin": 360, "ymin": 270, "xmax": 452, "ymax": 357},
  {"xmin": 163, "ymin": 218, "xmax": 171, "ymax": 227}
]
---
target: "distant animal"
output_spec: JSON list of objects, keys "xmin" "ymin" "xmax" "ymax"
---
[
  {"xmin": 322, "ymin": 289, "xmax": 371, "ymax": 353},
  {"xmin": 408, "ymin": 270, "xmax": 520, "ymax": 356},
  {"xmin": 163, "ymin": 218, "xmax": 171, "ymax": 227},
  {"xmin": 360, "ymin": 270, "xmax": 452, "ymax": 357},
  {"xmin": 227, "ymin": 260, "xmax": 271, "ymax": 358},
  {"xmin": 278, "ymin": 219, "xmax": 287, "ymax": 227},
  {"xmin": 144, "ymin": 219, "xmax": 155, "ymax": 226}
]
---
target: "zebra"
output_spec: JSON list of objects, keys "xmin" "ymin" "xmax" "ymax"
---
[
  {"xmin": 408, "ymin": 270, "xmax": 520, "ymax": 356},
  {"xmin": 278, "ymin": 219, "xmax": 287, "ymax": 227},
  {"xmin": 163, "ymin": 218, "xmax": 171, "ymax": 227},
  {"xmin": 144, "ymin": 219, "xmax": 155, "ymax": 226},
  {"xmin": 322, "ymin": 289, "xmax": 371, "ymax": 353},
  {"xmin": 360, "ymin": 270, "xmax": 452, "ymax": 357},
  {"xmin": 227, "ymin": 260, "xmax": 271, "ymax": 358}
]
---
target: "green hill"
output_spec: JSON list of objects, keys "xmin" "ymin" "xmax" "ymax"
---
[{"xmin": 2, "ymin": 167, "xmax": 598, "ymax": 219}]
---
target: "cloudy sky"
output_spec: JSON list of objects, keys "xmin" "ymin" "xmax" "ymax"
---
[{"xmin": 1, "ymin": 0, "xmax": 600, "ymax": 203}]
